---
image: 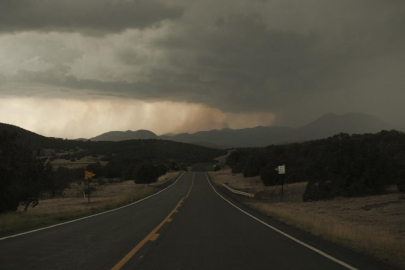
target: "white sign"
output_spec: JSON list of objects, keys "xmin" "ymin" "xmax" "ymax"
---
[{"xmin": 278, "ymin": 165, "xmax": 285, "ymax": 174}]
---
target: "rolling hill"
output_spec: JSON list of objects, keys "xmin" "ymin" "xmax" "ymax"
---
[{"xmin": 0, "ymin": 123, "xmax": 63, "ymax": 149}]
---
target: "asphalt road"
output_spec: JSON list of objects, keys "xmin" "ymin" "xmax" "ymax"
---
[{"xmin": 0, "ymin": 172, "xmax": 396, "ymax": 270}]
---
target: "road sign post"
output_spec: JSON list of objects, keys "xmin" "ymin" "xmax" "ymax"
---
[
  {"xmin": 88, "ymin": 178, "xmax": 90, "ymax": 204},
  {"xmin": 275, "ymin": 165, "xmax": 286, "ymax": 196},
  {"xmin": 85, "ymin": 171, "xmax": 96, "ymax": 204}
]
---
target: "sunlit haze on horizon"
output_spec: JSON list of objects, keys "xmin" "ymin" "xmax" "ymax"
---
[{"xmin": 0, "ymin": 97, "xmax": 275, "ymax": 138}]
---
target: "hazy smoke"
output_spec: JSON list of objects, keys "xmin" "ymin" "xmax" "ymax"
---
[{"xmin": 0, "ymin": 97, "xmax": 276, "ymax": 138}]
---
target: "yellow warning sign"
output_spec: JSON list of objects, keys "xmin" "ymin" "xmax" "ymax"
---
[{"xmin": 85, "ymin": 170, "xmax": 96, "ymax": 180}]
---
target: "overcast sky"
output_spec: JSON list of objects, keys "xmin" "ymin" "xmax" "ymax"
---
[{"xmin": 0, "ymin": 0, "xmax": 404, "ymax": 138}]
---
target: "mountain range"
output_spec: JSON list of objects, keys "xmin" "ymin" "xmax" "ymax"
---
[
  {"xmin": 0, "ymin": 112, "xmax": 397, "ymax": 149},
  {"xmin": 87, "ymin": 112, "xmax": 394, "ymax": 148}
]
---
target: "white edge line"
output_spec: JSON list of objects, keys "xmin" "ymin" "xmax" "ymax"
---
[
  {"xmin": 0, "ymin": 172, "xmax": 185, "ymax": 241},
  {"xmin": 205, "ymin": 173, "xmax": 358, "ymax": 270}
]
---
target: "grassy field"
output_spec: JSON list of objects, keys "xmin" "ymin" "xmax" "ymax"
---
[
  {"xmin": 209, "ymin": 169, "xmax": 405, "ymax": 269},
  {"xmin": 50, "ymin": 155, "xmax": 108, "ymax": 169},
  {"xmin": 0, "ymin": 171, "xmax": 182, "ymax": 235}
]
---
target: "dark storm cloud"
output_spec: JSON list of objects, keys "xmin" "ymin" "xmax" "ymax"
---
[
  {"xmin": 0, "ymin": 0, "xmax": 183, "ymax": 34},
  {"xmin": 137, "ymin": 9, "xmax": 405, "ymax": 116},
  {"xmin": 1, "ymin": 0, "xmax": 405, "ymax": 128}
]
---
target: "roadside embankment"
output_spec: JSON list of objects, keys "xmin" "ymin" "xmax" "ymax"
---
[{"xmin": 209, "ymin": 169, "xmax": 405, "ymax": 269}]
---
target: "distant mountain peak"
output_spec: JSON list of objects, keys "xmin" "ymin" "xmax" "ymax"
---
[
  {"xmin": 89, "ymin": 129, "xmax": 157, "ymax": 142},
  {"xmin": 297, "ymin": 112, "xmax": 390, "ymax": 141}
]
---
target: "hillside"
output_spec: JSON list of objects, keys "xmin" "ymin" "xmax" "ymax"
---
[
  {"xmin": 0, "ymin": 123, "xmax": 66, "ymax": 149},
  {"xmin": 0, "ymin": 123, "xmax": 226, "ymax": 171}
]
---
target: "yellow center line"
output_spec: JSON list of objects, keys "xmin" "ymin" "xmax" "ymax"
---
[
  {"xmin": 111, "ymin": 172, "xmax": 195, "ymax": 270},
  {"xmin": 150, "ymin": 234, "xmax": 159, "ymax": 241},
  {"xmin": 186, "ymin": 173, "xmax": 195, "ymax": 197}
]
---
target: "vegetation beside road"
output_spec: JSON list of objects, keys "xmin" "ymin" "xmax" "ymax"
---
[
  {"xmin": 0, "ymin": 126, "xmax": 223, "ymax": 214},
  {"xmin": 226, "ymin": 130, "xmax": 405, "ymax": 201},
  {"xmin": 209, "ymin": 169, "xmax": 405, "ymax": 269},
  {"xmin": 0, "ymin": 123, "xmax": 221, "ymax": 234},
  {"xmin": 0, "ymin": 171, "xmax": 182, "ymax": 235}
]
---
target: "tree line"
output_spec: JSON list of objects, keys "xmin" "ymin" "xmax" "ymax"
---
[
  {"xmin": 59, "ymin": 139, "xmax": 224, "ymax": 180},
  {"xmin": 0, "ymin": 130, "xmax": 225, "ymax": 213},
  {"xmin": 0, "ymin": 131, "xmax": 84, "ymax": 213},
  {"xmin": 226, "ymin": 130, "xmax": 405, "ymax": 201}
]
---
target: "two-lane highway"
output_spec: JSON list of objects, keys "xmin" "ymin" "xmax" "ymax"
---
[
  {"xmin": 0, "ymin": 172, "xmax": 395, "ymax": 269},
  {"xmin": 129, "ymin": 172, "xmax": 393, "ymax": 270}
]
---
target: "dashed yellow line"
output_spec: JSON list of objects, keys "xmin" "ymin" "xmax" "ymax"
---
[
  {"xmin": 186, "ymin": 173, "xmax": 195, "ymax": 197},
  {"xmin": 111, "ymin": 172, "xmax": 195, "ymax": 270},
  {"xmin": 150, "ymin": 234, "xmax": 159, "ymax": 241}
]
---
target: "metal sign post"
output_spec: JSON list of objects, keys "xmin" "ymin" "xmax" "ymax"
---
[
  {"xmin": 275, "ymin": 165, "xmax": 286, "ymax": 196},
  {"xmin": 84, "ymin": 171, "xmax": 96, "ymax": 204},
  {"xmin": 88, "ymin": 178, "xmax": 90, "ymax": 204}
]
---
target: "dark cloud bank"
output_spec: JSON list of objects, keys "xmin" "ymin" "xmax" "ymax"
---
[
  {"xmin": 1, "ymin": 0, "xmax": 405, "ymax": 127},
  {"xmin": 0, "ymin": 0, "xmax": 183, "ymax": 34}
]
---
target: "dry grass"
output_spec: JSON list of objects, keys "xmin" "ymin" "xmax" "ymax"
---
[
  {"xmin": 209, "ymin": 169, "xmax": 405, "ymax": 269},
  {"xmin": 209, "ymin": 168, "xmax": 305, "ymax": 202},
  {"xmin": 0, "ymin": 172, "xmax": 182, "ymax": 235},
  {"xmin": 210, "ymin": 168, "xmax": 264, "ymax": 190},
  {"xmin": 157, "ymin": 171, "xmax": 182, "ymax": 182}
]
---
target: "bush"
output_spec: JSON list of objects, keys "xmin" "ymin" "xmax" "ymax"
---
[
  {"xmin": 155, "ymin": 164, "xmax": 168, "ymax": 177},
  {"xmin": 44, "ymin": 166, "xmax": 74, "ymax": 198},
  {"xmin": 242, "ymin": 160, "xmax": 262, "ymax": 177},
  {"xmin": 168, "ymin": 160, "xmax": 178, "ymax": 171},
  {"xmin": 260, "ymin": 165, "xmax": 278, "ymax": 186},
  {"xmin": 134, "ymin": 162, "xmax": 160, "ymax": 184},
  {"xmin": 303, "ymin": 181, "xmax": 334, "ymax": 202},
  {"xmin": 97, "ymin": 178, "xmax": 106, "ymax": 185}
]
